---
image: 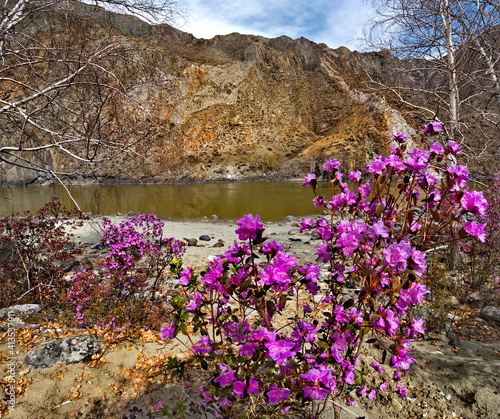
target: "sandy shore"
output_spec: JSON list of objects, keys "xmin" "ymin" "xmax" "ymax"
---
[{"xmin": 68, "ymin": 215, "xmax": 318, "ymax": 268}]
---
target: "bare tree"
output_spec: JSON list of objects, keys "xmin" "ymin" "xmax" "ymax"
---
[
  {"xmin": 363, "ymin": 0, "xmax": 500, "ymax": 165},
  {"xmin": 0, "ymin": 0, "xmax": 184, "ymax": 188}
]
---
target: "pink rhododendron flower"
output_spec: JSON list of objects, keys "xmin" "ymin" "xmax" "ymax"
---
[
  {"xmin": 464, "ymin": 221, "xmax": 487, "ymax": 243},
  {"xmin": 396, "ymin": 386, "xmax": 407, "ymax": 398},
  {"xmin": 423, "ymin": 120, "xmax": 442, "ymax": 135},
  {"xmin": 323, "ymin": 159, "xmax": 341, "ymax": 172},
  {"xmin": 265, "ymin": 339, "xmax": 297, "ymax": 365},
  {"xmin": 232, "ymin": 381, "xmax": 246, "ymax": 398},
  {"xmin": 392, "ymin": 132, "xmax": 408, "ymax": 143},
  {"xmin": 160, "ymin": 322, "xmax": 175, "ymax": 340},
  {"xmin": 267, "ymin": 386, "xmax": 291, "ymax": 404},
  {"xmin": 303, "ymin": 386, "xmax": 330, "ymax": 401},
  {"xmin": 349, "ymin": 170, "xmax": 362, "ymax": 182},
  {"xmin": 410, "ymin": 248, "xmax": 427, "ymax": 277},
  {"xmin": 235, "ymin": 214, "xmax": 264, "ymax": 241},
  {"xmin": 406, "ymin": 317, "xmax": 426, "ymax": 338},
  {"xmin": 248, "ymin": 377, "xmax": 260, "ymax": 394},
  {"xmin": 186, "ymin": 292, "xmax": 203, "ymax": 311},
  {"xmin": 302, "ymin": 173, "xmax": 317, "ymax": 187},
  {"xmin": 214, "ymin": 367, "xmax": 235, "ymax": 388},
  {"xmin": 358, "ymin": 182, "xmax": 371, "ymax": 197},
  {"xmin": 383, "ymin": 240, "xmax": 412, "ymax": 272},
  {"xmin": 366, "ymin": 158, "xmax": 386, "ymax": 176},
  {"xmin": 461, "ymin": 190, "xmax": 488, "ymax": 217},
  {"xmin": 447, "ymin": 140, "xmax": 461, "ymax": 154},
  {"xmin": 429, "ymin": 141, "xmax": 444, "ymax": 155}
]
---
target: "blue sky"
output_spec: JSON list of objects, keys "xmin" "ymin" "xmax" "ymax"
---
[{"xmin": 180, "ymin": 0, "xmax": 374, "ymax": 51}]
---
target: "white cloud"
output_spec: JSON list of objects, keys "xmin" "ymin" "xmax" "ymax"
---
[{"xmin": 179, "ymin": 0, "xmax": 374, "ymax": 49}]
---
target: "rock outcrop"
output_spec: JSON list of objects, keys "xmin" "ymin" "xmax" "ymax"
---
[{"xmin": 0, "ymin": 4, "xmax": 419, "ymax": 186}]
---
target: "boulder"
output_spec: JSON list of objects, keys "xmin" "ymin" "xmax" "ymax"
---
[
  {"xmin": 24, "ymin": 335, "xmax": 104, "ymax": 369},
  {"xmin": 480, "ymin": 306, "xmax": 500, "ymax": 325},
  {"xmin": 0, "ymin": 304, "xmax": 41, "ymax": 319},
  {"xmin": 199, "ymin": 235, "xmax": 211, "ymax": 241},
  {"xmin": 469, "ymin": 292, "xmax": 482, "ymax": 303},
  {"xmin": 445, "ymin": 296, "xmax": 460, "ymax": 308}
]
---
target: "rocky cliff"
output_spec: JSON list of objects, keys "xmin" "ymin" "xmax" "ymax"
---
[{"xmin": 0, "ymin": 5, "xmax": 421, "ymax": 185}]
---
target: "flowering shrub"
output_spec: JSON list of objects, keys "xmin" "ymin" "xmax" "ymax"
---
[
  {"xmin": 162, "ymin": 123, "xmax": 488, "ymax": 418},
  {"xmin": 68, "ymin": 213, "xmax": 185, "ymax": 336},
  {"xmin": 0, "ymin": 198, "xmax": 85, "ymax": 308},
  {"xmin": 458, "ymin": 172, "xmax": 500, "ymax": 299}
]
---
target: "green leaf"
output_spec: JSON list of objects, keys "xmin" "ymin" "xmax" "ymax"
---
[{"xmin": 317, "ymin": 340, "xmax": 330, "ymax": 349}]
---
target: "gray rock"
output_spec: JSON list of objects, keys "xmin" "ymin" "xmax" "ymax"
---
[
  {"xmin": 209, "ymin": 215, "xmax": 219, "ymax": 220},
  {"xmin": 288, "ymin": 229, "xmax": 301, "ymax": 235},
  {"xmin": 211, "ymin": 239, "xmax": 225, "ymax": 248},
  {"xmin": 284, "ymin": 215, "xmax": 297, "ymax": 221},
  {"xmin": 0, "ymin": 304, "xmax": 41, "ymax": 319},
  {"xmin": 480, "ymin": 306, "xmax": 500, "ymax": 325},
  {"xmin": 447, "ymin": 275, "xmax": 458, "ymax": 290},
  {"xmin": 340, "ymin": 294, "xmax": 353, "ymax": 305},
  {"xmin": 445, "ymin": 296, "xmax": 460, "ymax": 308},
  {"xmin": 127, "ymin": 211, "xmax": 136, "ymax": 217},
  {"xmin": 24, "ymin": 335, "xmax": 104, "ymax": 369},
  {"xmin": 469, "ymin": 292, "xmax": 482, "ymax": 303},
  {"xmin": 184, "ymin": 238, "xmax": 197, "ymax": 247},
  {"xmin": 199, "ymin": 235, "xmax": 211, "ymax": 241}
]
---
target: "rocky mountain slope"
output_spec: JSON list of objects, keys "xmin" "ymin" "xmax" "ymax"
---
[{"xmin": 0, "ymin": 5, "xmax": 425, "ymax": 185}]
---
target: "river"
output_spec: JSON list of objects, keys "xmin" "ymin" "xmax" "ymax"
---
[{"xmin": 0, "ymin": 181, "xmax": 335, "ymax": 221}]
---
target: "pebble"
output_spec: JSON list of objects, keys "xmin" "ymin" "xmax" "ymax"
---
[
  {"xmin": 199, "ymin": 235, "xmax": 211, "ymax": 241},
  {"xmin": 184, "ymin": 238, "xmax": 198, "ymax": 246},
  {"xmin": 444, "ymin": 393, "xmax": 451, "ymax": 401}
]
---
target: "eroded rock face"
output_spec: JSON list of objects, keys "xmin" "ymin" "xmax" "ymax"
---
[
  {"xmin": 0, "ymin": 7, "xmax": 417, "ymax": 186},
  {"xmin": 24, "ymin": 335, "xmax": 104, "ymax": 369}
]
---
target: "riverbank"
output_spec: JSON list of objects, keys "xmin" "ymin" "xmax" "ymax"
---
[{"xmin": 69, "ymin": 214, "xmax": 319, "ymax": 268}]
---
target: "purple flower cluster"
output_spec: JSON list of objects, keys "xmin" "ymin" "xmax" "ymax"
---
[
  {"xmin": 68, "ymin": 213, "xmax": 185, "ymax": 334},
  {"xmin": 235, "ymin": 213, "xmax": 264, "ymax": 241},
  {"xmin": 161, "ymin": 122, "xmax": 488, "ymax": 417}
]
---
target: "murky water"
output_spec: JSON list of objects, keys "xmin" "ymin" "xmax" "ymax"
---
[{"xmin": 0, "ymin": 181, "xmax": 335, "ymax": 221}]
